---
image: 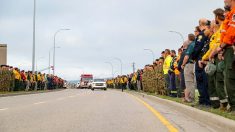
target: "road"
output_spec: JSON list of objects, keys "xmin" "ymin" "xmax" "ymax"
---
[{"xmin": 0, "ymin": 89, "xmax": 218, "ymax": 132}]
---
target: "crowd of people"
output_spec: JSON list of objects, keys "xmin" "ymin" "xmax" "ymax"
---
[
  {"xmin": 0, "ymin": 65, "xmax": 65, "ymax": 92},
  {"xmin": 107, "ymin": 0, "xmax": 235, "ymax": 114}
]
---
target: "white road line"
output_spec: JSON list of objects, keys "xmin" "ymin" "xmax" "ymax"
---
[
  {"xmin": 0, "ymin": 108, "xmax": 9, "ymax": 111},
  {"xmin": 57, "ymin": 98, "xmax": 66, "ymax": 100},
  {"xmin": 68, "ymin": 95, "xmax": 76, "ymax": 98},
  {"xmin": 34, "ymin": 101, "xmax": 46, "ymax": 105}
]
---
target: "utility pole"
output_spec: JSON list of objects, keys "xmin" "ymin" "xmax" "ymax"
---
[{"xmin": 32, "ymin": 0, "xmax": 36, "ymax": 73}]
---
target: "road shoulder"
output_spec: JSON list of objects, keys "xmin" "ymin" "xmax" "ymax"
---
[
  {"xmin": 126, "ymin": 90, "xmax": 235, "ymax": 132},
  {"xmin": 0, "ymin": 89, "xmax": 65, "ymax": 98}
]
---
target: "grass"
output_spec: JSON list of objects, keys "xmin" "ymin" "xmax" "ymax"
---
[{"xmin": 134, "ymin": 90, "xmax": 235, "ymax": 121}]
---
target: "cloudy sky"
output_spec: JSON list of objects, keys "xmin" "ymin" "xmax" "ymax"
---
[{"xmin": 0, "ymin": 0, "xmax": 223, "ymax": 80}]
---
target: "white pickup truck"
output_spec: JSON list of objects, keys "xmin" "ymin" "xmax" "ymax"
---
[{"xmin": 91, "ymin": 79, "xmax": 107, "ymax": 91}]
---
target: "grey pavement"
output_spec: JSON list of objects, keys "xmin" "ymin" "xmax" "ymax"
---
[{"xmin": 0, "ymin": 89, "xmax": 222, "ymax": 132}]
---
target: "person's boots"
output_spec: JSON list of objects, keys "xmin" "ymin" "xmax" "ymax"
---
[
  {"xmin": 211, "ymin": 100, "xmax": 220, "ymax": 109},
  {"xmin": 219, "ymin": 103, "xmax": 228, "ymax": 111}
]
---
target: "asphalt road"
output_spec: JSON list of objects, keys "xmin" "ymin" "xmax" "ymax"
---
[{"xmin": 0, "ymin": 89, "xmax": 218, "ymax": 132}]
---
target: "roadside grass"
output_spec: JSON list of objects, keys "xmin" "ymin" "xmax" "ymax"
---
[{"xmin": 136, "ymin": 90, "xmax": 235, "ymax": 121}]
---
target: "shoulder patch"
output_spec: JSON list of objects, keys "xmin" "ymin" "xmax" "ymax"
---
[{"xmin": 197, "ymin": 35, "xmax": 203, "ymax": 42}]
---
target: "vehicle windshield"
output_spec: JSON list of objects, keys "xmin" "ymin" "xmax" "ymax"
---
[
  {"xmin": 94, "ymin": 79, "xmax": 105, "ymax": 82},
  {"xmin": 82, "ymin": 78, "xmax": 93, "ymax": 81}
]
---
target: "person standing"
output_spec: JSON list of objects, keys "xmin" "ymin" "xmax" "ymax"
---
[
  {"xmin": 9, "ymin": 66, "xmax": 15, "ymax": 92},
  {"xmin": 204, "ymin": 8, "xmax": 228, "ymax": 109},
  {"xmin": 137, "ymin": 70, "xmax": 142, "ymax": 91},
  {"xmin": 0, "ymin": 65, "xmax": 8, "ymax": 92},
  {"xmin": 181, "ymin": 33, "xmax": 196, "ymax": 102},
  {"xmin": 178, "ymin": 42, "xmax": 191, "ymax": 98},
  {"xmin": 158, "ymin": 57, "xmax": 166, "ymax": 95},
  {"xmin": 5, "ymin": 65, "xmax": 11, "ymax": 92},
  {"xmin": 192, "ymin": 19, "xmax": 211, "ymax": 106},
  {"xmin": 212, "ymin": 0, "xmax": 235, "ymax": 113},
  {"xmin": 175, "ymin": 48, "xmax": 182, "ymax": 97},
  {"xmin": 163, "ymin": 49, "xmax": 172, "ymax": 95},
  {"xmin": 169, "ymin": 50, "xmax": 177, "ymax": 97},
  {"xmin": 120, "ymin": 76, "xmax": 124, "ymax": 92},
  {"xmin": 142, "ymin": 66, "xmax": 148, "ymax": 92},
  {"xmin": 20, "ymin": 70, "xmax": 27, "ymax": 91},
  {"xmin": 13, "ymin": 68, "xmax": 21, "ymax": 91}
]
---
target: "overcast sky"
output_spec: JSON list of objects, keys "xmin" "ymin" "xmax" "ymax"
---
[{"xmin": 0, "ymin": 0, "xmax": 223, "ymax": 80}]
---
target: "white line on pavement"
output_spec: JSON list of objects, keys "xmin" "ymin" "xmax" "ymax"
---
[
  {"xmin": 34, "ymin": 102, "xmax": 46, "ymax": 105},
  {"xmin": 0, "ymin": 108, "xmax": 9, "ymax": 111},
  {"xmin": 57, "ymin": 97, "xmax": 66, "ymax": 100},
  {"xmin": 68, "ymin": 95, "xmax": 76, "ymax": 98}
]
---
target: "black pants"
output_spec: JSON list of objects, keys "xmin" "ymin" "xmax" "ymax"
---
[{"xmin": 195, "ymin": 62, "xmax": 210, "ymax": 105}]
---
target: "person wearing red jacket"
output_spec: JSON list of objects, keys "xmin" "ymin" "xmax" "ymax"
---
[{"xmin": 20, "ymin": 70, "xmax": 27, "ymax": 91}]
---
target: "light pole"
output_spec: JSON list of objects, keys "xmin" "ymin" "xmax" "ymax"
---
[
  {"xmin": 53, "ymin": 28, "xmax": 70, "ymax": 75},
  {"xmin": 105, "ymin": 62, "xmax": 114, "ymax": 78},
  {"xmin": 36, "ymin": 57, "xmax": 44, "ymax": 72},
  {"xmin": 113, "ymin": 57, "xmax": 123, "ymax": 75},
  {"xmin": 32, "ymin": 0, "xmax": 36, "ymax": 73},
  {"xmin": 144, "ymin": 49, "xmax": 155, "ymax": 62},
  {"xmin": 49, "ymin": 46, "xmax": 60, "ymax": 74},
  {"xmin": 169, "ymin": 30, "xmax": 185, "ymax": 44}
]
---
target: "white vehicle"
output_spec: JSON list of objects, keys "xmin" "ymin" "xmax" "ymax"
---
[
  {"xmin": 80, "ymin": 74, "xmax": 93, "ymax": 89},
  {"xmin": 91, "ymin": 79, "xmax": 107, "ymax": 91},
  {"xmin": 63, "ymin": 82, "xmax": 68, "ymax": 88}
]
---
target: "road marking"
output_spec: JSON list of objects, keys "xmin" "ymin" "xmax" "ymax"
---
[
  {"xmin": 0, "ymin": 108, "xmax": 8, "ymax": 111},
  {"xmin": 57, "ymin": 97, "xmax": 66, "ymax": 100},
  {"xmin": 129, "ymin": 94, "xmax": 178, "ymax": 132},
  {"xmin": 34, "ymin": 101, "xmax": 46, "ymax": 105},
  {"xmin": 68, "ymin": 95, "xmax": 76, "ymax": 98}
]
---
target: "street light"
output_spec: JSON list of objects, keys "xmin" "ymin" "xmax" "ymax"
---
[
  {"xmin": 144, "ymin": 49, "xmax": 155, "ymax": 62},
  {"xmin": 113, "ymin": 57, "xmax": 123, "ymax": 75},
  {"xmin": 169, "ymin": 30, "xmax": 185, "ymax": 44},
  {"xmin": 32, "ymin": 0, "xmax": 36, "ymax": 73},
  {"xmin": 36, "ymin": 57, "xmax": 45, "ymax": 72},
  {"xmin": 105, "ymin": 62, "xmax": 114, "ymax": 78},
  {"xmin": 53, "ymin": 28, "xmax": 70, "ymax": 75},
  {"xmin": 49, "ymin": 46, "xmax": 60, "ymax": 74}
]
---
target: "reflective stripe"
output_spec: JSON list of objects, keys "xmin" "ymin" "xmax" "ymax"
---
[
  {"xmin": 229, "ymin": 24, "xmax": 235, "ymax": 27},
  {"xmin": 170, "ymin": 91, "xmax": 177, "ymax": 94},
  {"xmin": 210, "ymin": 97, "xmax": 219, "ymax": 101},
  {"xmin": 220, "ymin": 99, "xmax": 228, "ymax": 103},
  {"xmin": 221, "ymin": 29, "xmax": 226, "ymax": 33}
]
